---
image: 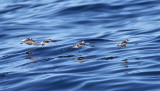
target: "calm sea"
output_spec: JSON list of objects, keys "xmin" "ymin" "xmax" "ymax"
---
[{"xmin": 1, "ymin": 0, "xmax": 160, "ymax": 91}]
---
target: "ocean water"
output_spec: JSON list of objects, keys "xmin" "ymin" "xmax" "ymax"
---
[{"xmin": 1, "ymin": 0, "xmax": 160, "ymax": 91}]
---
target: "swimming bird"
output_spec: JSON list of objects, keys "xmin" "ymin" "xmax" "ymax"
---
[
  {"xmin": 39, "ymin": 39, "xmax": 52, "ymax": 48},
  {"xmin": 72, "ymin": 41, "xmax": 88, "ymax": 48},
  {"xmin": 21, "ymin": 38, "xmax": 39, "ymax": 46},
  {"xmin": 26, "ymin": 50, "xmax": 34, "ymax": 55},
  {"xmin": 117, "ymin": 39, "xmax": 132, "ymax": 47}
]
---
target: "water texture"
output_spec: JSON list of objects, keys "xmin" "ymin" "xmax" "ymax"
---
[{"xmin": 1, "ymin": 0, "xmax": 160, "ymax": 91}]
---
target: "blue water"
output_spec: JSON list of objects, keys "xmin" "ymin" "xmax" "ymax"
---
[{"xmin": 1, "ymin": 0, "xmax": 160, "ymax": 91}]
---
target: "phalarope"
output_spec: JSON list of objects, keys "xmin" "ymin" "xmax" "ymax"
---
[
  {"xmin": 26, "ymin": 50, "xmax": 34, "ymax": 55},
  {"xmin": 21, "ymin": 38, "xmax": 39, "ymax": 45},
  {"xmin": 40, "ymin": 39, "xmax": 52, "ymax": 48},
  {"xmin": 117, "ymin": 39, "xmax": 132, "ymax": 47},
  {"xmin": 72, "ymin": 41, "xmax": 88, "ymax": 48}
]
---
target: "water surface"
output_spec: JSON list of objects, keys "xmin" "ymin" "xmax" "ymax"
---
[{"xmin": 1, "ymin": 0, "xmax": 160, "ymax": 91}]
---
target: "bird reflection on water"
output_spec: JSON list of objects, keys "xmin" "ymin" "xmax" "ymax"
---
[{"xmin": 25, "ymin": 57, "xmax": 38, "ymax": 60}]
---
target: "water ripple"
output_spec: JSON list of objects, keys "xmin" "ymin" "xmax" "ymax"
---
[{"xmin": 1, "ymin": 0, "xmax": 160, "ymax": 91}]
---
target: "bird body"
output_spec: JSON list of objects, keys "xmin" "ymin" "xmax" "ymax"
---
[
  {"xmin": 40, "ymin": 39, "xmax": 52, "ymax": 47},
  {"xmin": 117, "ymin": 39, "xmax": 132, "ymax": 47},
  {"xmin": 26, "ymin": 50, "xmax": 34, "ymax": 55},
  {"xmin": 21, "ymin": 38, "xmax": 39, "ymax": 46},
  {"xmin": 72, "ymin": 41, "xmax": 88, "ymax": 48}
]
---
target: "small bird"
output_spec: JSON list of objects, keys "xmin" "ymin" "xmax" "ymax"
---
[
  {"xmin": 117, "ymin": 39, "xmax": 132, "ymax": 47},
  {"xmin": 39, "ymin": 39, "xmax": 52, "ymax": 48},
  {"xmin": 26, "ymin": 50, "xmax": 34, "ymax": 55},
  {"xmin": 72, "ymin": 41, "xmax": 88, "ymax": 48},
  {"xmin": 21, "ymin": 38, "xmax": 39, "ymax": 46}
]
